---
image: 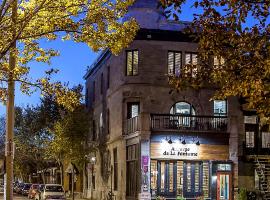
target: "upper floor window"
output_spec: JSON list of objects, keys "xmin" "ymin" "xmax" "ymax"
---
[
  {"xmin": 214, "ymin": 100, "xmax": 227, "ymax": 116},
  {"xmin": 100, "ymin": 73, "xmax": 103, "ymax": 95},
  {"xmin": 127, "ymin": 102, "xmax": 140, "ymax": 119},
  {"xmin": 214, "ymin": 56, "xmax": 225, "ymax": 69},
  {"xmin": 168, "ymin": 51, "xmax": 182, "ymax": 76},
  {"xmin": 246, "ymin": 131, "xmax": 255, "ymax": 148},
  {"xmin": 85, "ymin": 88, "xmax": 89, "ymax": 107},
  {"xmin": 126, "ymin": 50, "xmax": 138, "ymax": 76},
  {"xmin": 262, "ymin": 132, "xmax": 270, "ymax": 148},
  {"xmin": 170, "ymin": 102, "xmax": 195, "ymax": 115},
  {"xmin": 93, "ymin": 81, "xmax": 95, "ymax": 102},
  {"xmin": 107, "ymin": 66, "xmax": 110, "ymax": 89},
  {"xmin": 185, "ymin": 52, "xmax": 198, "ymax": 77}
]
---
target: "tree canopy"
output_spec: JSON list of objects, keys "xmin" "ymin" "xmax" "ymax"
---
[
  {"xmin": 161, "ymin": 0, "xmax": 270, "ymax": 121},
  {"xmin": 0, "ymin": 0, "xmax": 138, "ymax": 109}
]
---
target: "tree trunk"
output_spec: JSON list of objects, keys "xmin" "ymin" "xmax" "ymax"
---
[{"xmin": 5, "ymin": 0, "xmax": 17, "ymax": 199}]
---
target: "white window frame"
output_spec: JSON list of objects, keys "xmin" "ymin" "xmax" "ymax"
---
[
  {"xmin": 262, "ymin": 132, "xmax": 270, "ymax": 148},
  {"xmin": 246, "ymin": 131, "xmax": 255, "ymax": 148}
]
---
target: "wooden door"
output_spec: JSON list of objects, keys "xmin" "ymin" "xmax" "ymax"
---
[{"xmin": 217, "ymin": 172, "xmax": 232, "ymax": 200}]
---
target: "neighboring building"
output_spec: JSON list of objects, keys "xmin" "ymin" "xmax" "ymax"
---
[{"xmin": 83, "ymin": 0, "xmax": 270, "ymax": 200}]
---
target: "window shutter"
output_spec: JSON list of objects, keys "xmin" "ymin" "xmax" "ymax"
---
[
  {"xmin": 168, "ymin": 52, "xmax": 174, "ymax": 74},
  {"xmin": 175, "ymin": 52, "xmax": 181, "ymax": 76},
  {"xmin": 185, "ymin": 53, "xmax": 191, "ymax": 64},
  {"xmin": 127, "ymin": 51, "xmax": 133, "ymax": 75},
  {"xmin": 133, "ymin": 50, "xmax": 138, "ymax": 75}
]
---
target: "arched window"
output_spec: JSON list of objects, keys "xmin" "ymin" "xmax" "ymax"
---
[{"xmin": 170, "ymin": 102, "xmax": 195, "ymax": 115}]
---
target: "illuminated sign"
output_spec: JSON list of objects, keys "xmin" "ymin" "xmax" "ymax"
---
[
  {"xmin": 151, "ymin": 139, "xmax": 199, "ymax": 160},
  {"xmin": 163, "ymin": 146, "xmax": 198, "ymax": 157}
]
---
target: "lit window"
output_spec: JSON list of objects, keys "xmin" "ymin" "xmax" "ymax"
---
[
  {"xmin": 185, "ymin": 52, "xmax": 198, "ymax": 77},
  {"xmin": 214, "ymin": 100, "xmax": 227, "ymax": 116},
  {"xmin": 246, "ymin": 131, "xmax": 255, "ymax": 148},
  {"xmin": 214, "ymin": 56, "xmax": 225, "ymax": 69},
  {"xmin": 127, "ymin": 103, "xmax": 139, "ymax": 119},
  {"xmin": 262, "ymin": 132, "xmax": 270, "ymax": 148},
  {"xmin": 168, "ymin": 51, "xmax": 182, "ymax": 76},
  {"xmin": 126, "ymin": 50, "xmax": 138, "ymax": 76},
  {"xmin": 170, "ymin": 102, "xmax": 195, "ymax": 115}
]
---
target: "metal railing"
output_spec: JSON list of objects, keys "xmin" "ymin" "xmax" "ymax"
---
[
  {"xmin": 124, "ymin": 116, "xmax": 140, "ymax": 135},
  {"xmin": 151, "ymin": 114, "xmax": 227, "ymax": 132}
]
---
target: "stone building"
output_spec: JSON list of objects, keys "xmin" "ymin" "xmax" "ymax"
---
[{"xmin": 83, "ymin": 0, "xmax": 270, "ymax": 199}]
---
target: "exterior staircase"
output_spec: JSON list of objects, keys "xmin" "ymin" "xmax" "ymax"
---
[{"xmin": 255, "ymin": 157, "xmax": 270, "ymax": 200}]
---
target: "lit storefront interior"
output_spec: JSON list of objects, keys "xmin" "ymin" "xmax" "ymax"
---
[{"xmin": 150, "ymin": 135, "xmax": 233, "ymax": 200}]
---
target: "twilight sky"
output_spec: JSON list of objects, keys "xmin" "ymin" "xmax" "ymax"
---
[{"xmin": 0, "ymin": 0, "xmax": 262, "ymax": 116}]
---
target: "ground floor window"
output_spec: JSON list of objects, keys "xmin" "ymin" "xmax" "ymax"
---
[
  {"xmin": 151, "ymin": 160, "xmax": 210, "ymax": 199},
  {"xmin": 126, "ymin": 144, "xmax": 139, "ymax": 197}
]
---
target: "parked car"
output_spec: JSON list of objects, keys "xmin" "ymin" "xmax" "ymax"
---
[
  {"xmin": 22, "ymin": 183, "xmax": 32, "ymax": 196},
  {"xmin": 35, "ymin": 184, "xmax": 65, "ymax": 200},
  {"xmin": 28, "ymin": 184, "xmax": 39, "ymax": 199},
  {"xmin": 16, "ymin": 183, "xmax": 24, "ymax": 194}
]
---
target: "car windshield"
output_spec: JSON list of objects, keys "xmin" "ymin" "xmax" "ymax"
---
[
  {"xmin": 45, "ymin": 185, "xmax": 63, "ymax": 192},
  {"xmin": 39, "ymin": 184, "xmax": 44, "ymax": 191}
]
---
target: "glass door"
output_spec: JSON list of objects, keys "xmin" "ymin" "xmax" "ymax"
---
[
  {"xmin": 217, "ymin": 172, "xmax": 232, "ymax": 200},
  {"xmin": 157, "ymin": 161, "xmax": 177, "ymax": 197},
  {"xmin": 183, "ymin": 161, "xmax": 203, "ymax": 198}
]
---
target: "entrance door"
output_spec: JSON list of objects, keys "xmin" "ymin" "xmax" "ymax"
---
[
  {"xmin": 217, "ymin": 172, "xmax": 232, "ymax": 200},
  {"xmin": 157, "ymin": 161, "xmax": 177, "ymax": 197},
  {"xmin": 183, "ymin": 161, "xmax": 202, "ymax": 198}
]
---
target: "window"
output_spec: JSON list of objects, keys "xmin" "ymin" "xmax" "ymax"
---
[
  {"xmin": 92, "ymin": 120, "xmax": 96, "ymax": 141},
  {"xmin": 185, "ymin": 52, "xmax": 198, "ymax": 77},
  {"xmin": 262, "ymin": 132, "xmax": 270, "ymax": 148},
  {"xmin": 170, "ymin": 102, "xmax": 195, "ymax": 115},
  {"xmin": 113, "ymin": 148, "xmax": 118, "ymax": 191},
  {"xmin": 107, "ymin": 109, "xmax": 110, "ymax": 134},
  {"xmin": 246, "ymin": 131, "xmax": 255, "ymax": 148},
  {"xmin": 100, "ymin": 73, "xmax": 103, "ymax": 94},
  {"xmin": 126, "ymin": 144, "xmax": 139, "ymax": 196},
  {"xmin": 127, "ymin": 102, "xmax": 140, "ymax": 119},
  {"xmin": 107, "ymin": 66, "xmax": 110, "ymax": 89},
  {"xmin": 126, "ymin": 50, "xmax": 138, "ymax": 76},
  {"xmin": 86, "ymin": 88, "xmax": 89, "ymax": 107},
  {"xmin": 214, "ymin": 100, "xmax": 227, "ymax": 116},
  {"xmin": 92, "ymin": 173, "xmax": 95, "ymax": 190},
  {"xmin": 214, "ymin": 56, "xmax": 225, "ymax": 68},
  {"xmin": 168, "ymin": 51, "xmax": 182, "ymax": 75},
  {"xmin": 93, "ymin": 81, "xmax": 95, "ymax": 102}
]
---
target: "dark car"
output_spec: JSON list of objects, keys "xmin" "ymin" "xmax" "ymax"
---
[
  {"xmin": 15, "ymin": 183, "xmax": 24, "ymax": 194},
  {"xmin": 21, "ymin": 183, "xmax": 31, "ymax": 196}
]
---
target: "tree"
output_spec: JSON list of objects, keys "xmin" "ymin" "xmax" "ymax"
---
[
  {"xmin": 13, "ymin": 104, "xmax": 58, "ymax": 182},
  {"xmin": 160, "ymin": 0, "xmax": 270, "ymax": 121},
  {"xmin": 46, "ymin": 104, "xmax": 91, "ymax": 184},
  {"xmin": 0, "ymin": 0, "xmax": 138, "ymax": 198}
]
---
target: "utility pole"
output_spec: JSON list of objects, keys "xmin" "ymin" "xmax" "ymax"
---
[{"xmin": 5, "ymin": 0, "xmax": 17, "ymax": 199}]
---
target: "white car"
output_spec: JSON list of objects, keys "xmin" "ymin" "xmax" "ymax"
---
[{"xmin": 35, "ymin": 184, "xmax": 66, "ymax": 200}]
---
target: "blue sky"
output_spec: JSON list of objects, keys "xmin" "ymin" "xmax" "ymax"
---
[
  {"xmin": 0, "ymin": 0, "xmax": 264, "ymax": 116},
  {"xmin": 0, "ymin": 40, "xmax": 98, "ymax": 115}
]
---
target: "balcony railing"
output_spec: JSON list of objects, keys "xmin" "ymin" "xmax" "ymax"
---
[
  {"xmin": 151, "ymin": 114, "xmax": 228, "ymax": 132},
  {"xmin": 124, "ymin": 116, "xmax": 140, "ymax": 135}
]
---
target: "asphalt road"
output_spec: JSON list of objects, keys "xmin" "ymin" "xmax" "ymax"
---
[{"xmin": 0, "ymin": 193, "xmax": 29, "ymax": 200}]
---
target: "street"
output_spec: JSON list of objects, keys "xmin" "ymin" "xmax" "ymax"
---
[{"xmin": 0, "ymin": 194, "xmax": 28, "ymax": 200}]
